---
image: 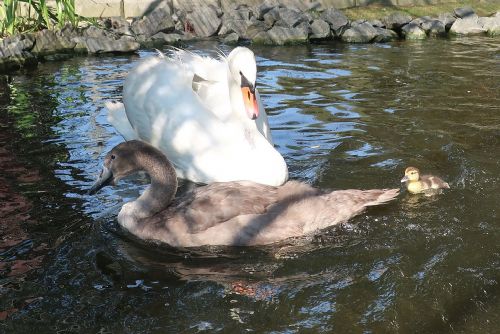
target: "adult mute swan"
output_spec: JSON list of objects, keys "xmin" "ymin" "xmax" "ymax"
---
[
  {"xmin": 89, "ymin": 141, "xmax": 399, "ymax": 247},
  {"xmin": 106, "ymin": 47, "xmax": 288, "ymax": 186}
]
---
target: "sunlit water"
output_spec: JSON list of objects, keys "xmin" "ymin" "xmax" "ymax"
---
[{"xmin": 1, "ymin": 37, "xmax": 499, "ymax": 333}]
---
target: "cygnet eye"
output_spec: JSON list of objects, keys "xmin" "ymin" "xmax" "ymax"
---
[{"xmin": 111, "ymin": 154, "xmax": 116, "ymax": 160}]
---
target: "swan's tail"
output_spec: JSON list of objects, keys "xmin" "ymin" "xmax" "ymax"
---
[{"xmin": 105, "ymin": 101, "xmax": 138, "ymax": 141}]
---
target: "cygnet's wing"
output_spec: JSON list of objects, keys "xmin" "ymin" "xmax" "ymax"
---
[{"xmin": 167, "ymin": 181, "xmax": 280, "ymax": 233}]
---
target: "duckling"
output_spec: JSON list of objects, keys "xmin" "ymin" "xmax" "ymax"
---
[
  {"xmin": 89, "ymin": 140, "xmax": 399, "ymax": 247},
  {"xmin": 401, "ymin": 167, "xmax": 450, "ymax": 194}
]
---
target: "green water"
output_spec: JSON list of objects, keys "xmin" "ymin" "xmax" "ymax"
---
[{"xmin": 1, "ymin": 37, "xmax": 499, "ymax": 333}]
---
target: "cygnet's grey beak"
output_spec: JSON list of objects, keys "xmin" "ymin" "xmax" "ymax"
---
[
  {"xmin": 401, "ymin": 176, "xmax": 409, "ymax": 183},
  {"xmin": 88, "ymin": 166, "xmax": 114, "ymax": 195}
]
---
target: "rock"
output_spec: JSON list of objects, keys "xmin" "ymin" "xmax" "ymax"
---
[
  {"xmin": 420, "ymin": 19, "xmax": 446, "ymax": 36},
  {"xmin": 255, "ymin": 0, "xmax": 279, "ymax": 20},
  {"xmin": 263, "ymin": 9, "xmax": 279, "ymax": 27},
  {"xmin": 437, "ymin": 12, "xmax": 456, "ymax": 30},
  {"xmin": 186, "ymin": 5, "xmax": 222, "ymax": 37},
  {"xmin": 373, "ymin": 27, "xmax": 398, "ymax": 42},
  {"xmin": 104, "ymin": 17, "xmax": 133, "ymax": 36},
  {"xmin": 83, "ymin": 26, "xmax": 110, "ymax": 39},
  {"xmin": 151, "ymin": 32, "xmax": 188, "ymax": 44},
  {"xmin": 449, "ymin": 15, "xmax": 486, "ymax": 35},
  {"xmin": 0, "ymin": 34, "xmax": 38, "ymax": 72},
  {"xmin": 368, "ymin": 19, "xmax": 385, "ymax": 28},
  {"xmin": 267, "ymin": 25, "xmax": 308, "ymax": 45},
  {"xmin": 341, "ymin": 22, "xmax": 377, "ymax": 43},
  {"xmin": 309, "ymin": 19, "xmax": 331, "ymax": 40},
  {"xmin": 223, "ymin": 32, "xmax": 239, "ymax": 44},
  {"xmin": 131, "ymin": 6, "xmax": 174, "ymax": 38},
  {"xmin": 219, "ymin": 19, "xmax": 251, "ymax": 37},
  {"xmin": 75, "ymin": 36, "xmax": 140, "ymax": 54},
  {"xmin": 251, "ymin": 31, "xmax": 273, "ymax": 45},
  {"xmin": 245, "ymin": 19, "xmax": 270, "ymax": 39},
  {"xmin": 303, "ymin": 11, "xmax": 319, "ymax": 23},
  {"xmin": 32, "ymin": 29, "xmax": 76, "ymax": 55},
  {"xmin": 0, "ymin": 50, "xmax": 38, "ymax": 72},
  {"xmin": 478, "ymin": 14, "xmax": 500, "ymax": 36},
  {"xmin": 0, "ymin": 34, "xmax": 35, "ymax": 57},
  {"xmin": 401, "ymin": 22, "xmax": 427, "ymax": 40},
  {"xmin": 224, "ymin": 8, "xmax": 253, "ymax": 20},
  {"xmin": 219, "ymin": 18, "xmax": 266, "ymax": 39},
  {"xmin": 274, "ymin": 7, "xmax": 308, "ymax": 28},
  {"xmin": 454, "ymin": 7, "xmax": 475, "ymax": 19},
  {"xmin": 320, "ymin": 8, "xmax": 349, "ymax": 36},
  {"xmin": 382, "ymin": 12, "xmax": 412, "ymax": 31}
]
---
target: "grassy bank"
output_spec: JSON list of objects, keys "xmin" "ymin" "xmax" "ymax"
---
[{"xmin": 343, "ymin": 0, "xmax": 500, "ymax": 20}]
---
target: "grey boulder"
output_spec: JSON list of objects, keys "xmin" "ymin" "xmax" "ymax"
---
[
  {"xmin": 382, "ymin": 12, "xmax": 412, "ymax": 31},
  {"xmin": 185, "ymin": 5, "xmax": 222, "ymax": 37},
  {"xmin": 478, "ymin": 13, "xmax": 500, "ymax": 36},
  {"xmin": 131, "ymin": 6, "xmax": 174, "ymax": 38},
  {"xmin": 32, "ymin": 29, "xmax": 76, "ymax": 55},
  {"xmin": 341, "ymin": 22, "xmax": 378, "ymax": 43},
  {"xmin": 373, "ymin": 27, "xmax": 398, "ymax": 43},
  {"xmin": 266, "ymin": 25, "xmax": 308, "ymax": 45},
  {"xmin": 309, "ymin": 19, "xmax": 331, "ymax": 40},
  {"xmin": 402, "ymin": 22, "xmax": 427, "ymax": 40},
  {"xmin": 454, "ymin": 7, "xmax": 475, "ymax": 19},
  {"xmin": 420, "ymin": 18, "xmax": 446, "ymax": 36},
  {"xmin": 321, "ymin": 8, "xmax": 349, "ymax": 36},
  {"xmin": 449, "ymin": 15, "xmax": 486, "ymax": 35}
]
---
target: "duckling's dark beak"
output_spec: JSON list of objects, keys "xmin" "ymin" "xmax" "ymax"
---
[
  {"xmin": 88, "ymin": 166, "xmax": 114, "ymax": 195},
  {"xmin": 401, "ymin": 176, "xmax": 409, "ymax": 183}
]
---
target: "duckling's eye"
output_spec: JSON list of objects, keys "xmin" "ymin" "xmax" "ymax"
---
[{"xmin": 111, "ymin": 154, "xmax": 116, "ymax": 160}]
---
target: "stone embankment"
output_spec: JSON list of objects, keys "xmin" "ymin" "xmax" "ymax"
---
[{"xmin": 1, "ymin": 2, "xmax": 499, "ymax": 73}]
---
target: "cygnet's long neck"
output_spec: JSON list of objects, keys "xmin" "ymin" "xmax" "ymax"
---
[{"xmin": 131, "ymin": 149, "xmax": 178, "ymax": 219}]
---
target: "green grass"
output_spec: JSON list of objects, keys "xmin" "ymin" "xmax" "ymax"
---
[{"xmin": 342, "ymin": 0, "xmax": 500, "ymax": 21}]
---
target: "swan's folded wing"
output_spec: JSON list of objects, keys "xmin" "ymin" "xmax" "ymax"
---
[
  {"xmin": 168, "ymin": 181, "xmax": 280, "ymax": 233},
  {"xmin": 176, "ymin": 50, "xmax": 233, "ymax": 121}
]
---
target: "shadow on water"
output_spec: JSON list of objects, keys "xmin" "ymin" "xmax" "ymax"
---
[{"xmin": 0, "ymin": 37, "xmax": 499, "ymax": 333}]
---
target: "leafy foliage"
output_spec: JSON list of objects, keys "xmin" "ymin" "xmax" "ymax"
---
[{"xmin": 0, "ymin": 0, "xmax": 80, "ymax": 37}]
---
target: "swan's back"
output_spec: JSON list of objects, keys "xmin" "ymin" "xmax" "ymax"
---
[{"xmin": 133, "ymin": 181, "xmax": 398, "ymax": 247}]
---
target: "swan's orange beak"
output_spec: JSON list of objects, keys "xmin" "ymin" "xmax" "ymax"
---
[{"xmin": 241, "ymin": 87, "xmax": 259, "ymax": 120}]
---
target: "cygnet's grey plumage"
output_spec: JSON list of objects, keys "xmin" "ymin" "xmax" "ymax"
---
[{"xmin": 90, "ymin": 140, "xmax": 399, "ymax": 247}]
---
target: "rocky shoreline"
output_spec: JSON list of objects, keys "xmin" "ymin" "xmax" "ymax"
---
[{"xmin": 1, "ymin": 3, "xmax": 499, "ymax": 73}]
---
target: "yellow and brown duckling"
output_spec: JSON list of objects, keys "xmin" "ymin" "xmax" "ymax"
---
[{"xmin": 401, "ymin": 167, "xmax": 450, "ymax": 194}]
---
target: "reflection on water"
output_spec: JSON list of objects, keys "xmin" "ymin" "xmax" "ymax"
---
[{"xmin": 1, "ymin": 37, "xmax": 499, "ymax": 332}]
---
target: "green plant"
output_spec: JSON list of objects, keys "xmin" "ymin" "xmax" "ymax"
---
[
  {"xmin": 1, "ymin": 0, "xmax": 81, "ymax": 37},
  {"xmin": 0, "ymin": 0, "xmax": 19, "ymax": 36}
]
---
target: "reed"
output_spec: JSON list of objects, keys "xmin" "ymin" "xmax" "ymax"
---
[{"xmin": 0, "ymin": 0, "xmax": 79, "ymax": 37}]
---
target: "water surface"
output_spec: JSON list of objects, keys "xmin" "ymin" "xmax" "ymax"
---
[{"xmin": 1, "ymin": 37, "xmax": 499, "ymax": 333}]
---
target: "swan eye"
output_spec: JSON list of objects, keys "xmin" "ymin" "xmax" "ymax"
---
[{"xmin": 111, "ymin": 154, "xmax": 116, "ymax": 160}]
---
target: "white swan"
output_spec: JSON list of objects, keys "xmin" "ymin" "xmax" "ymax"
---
[{"xmin": 105, "ymin": 47, "xmax": 288, "ymax": 186}]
